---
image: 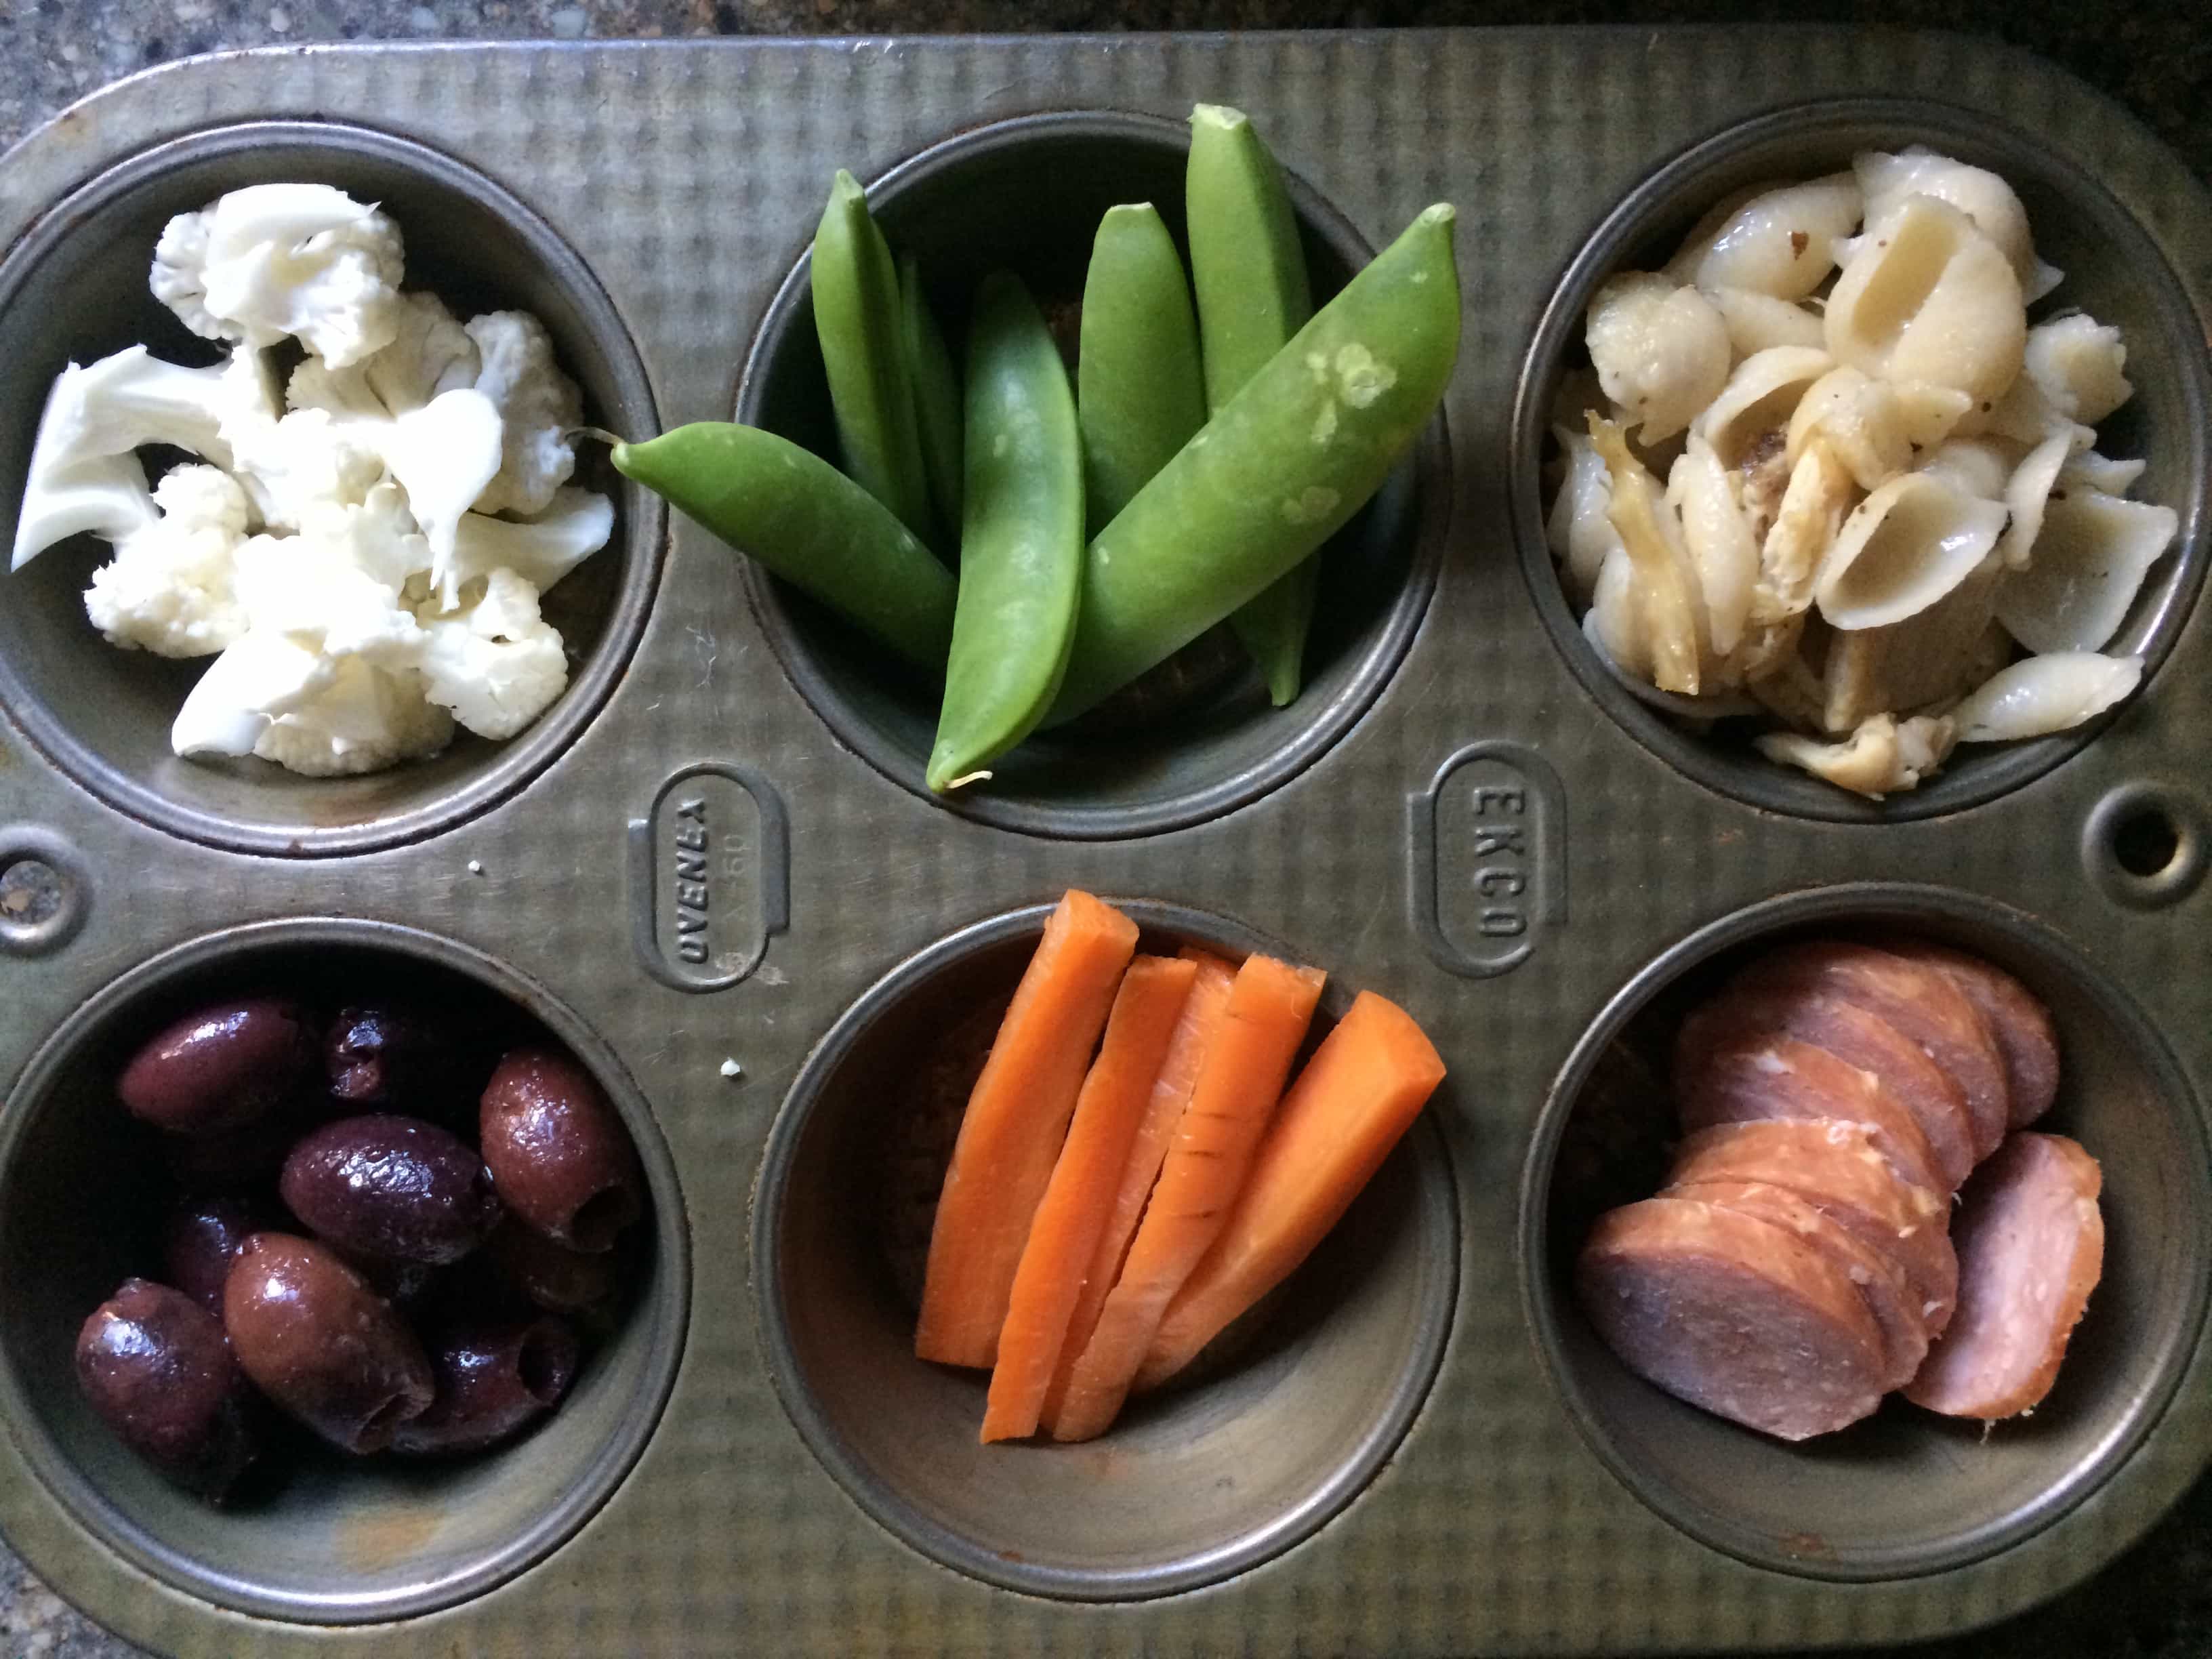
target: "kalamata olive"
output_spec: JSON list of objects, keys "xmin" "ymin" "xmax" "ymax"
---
[
  {"xmin": 486, "ymin": 1220, "xmax": 621, "ymax": 1314},
  {"xmin": 223, "ymin": 1233, "xmax": 433, "ymax": 1454},
  {"xmin": 390, "ymin": 1313, "xmax": 580, "ymax": 1456},
  {"xmin": 325, "ymin": 1004, "xmax": 482, "ymax": 1121},
  {"xmin": 479, "ymin": 1050, "xmax": 643, "ymax": 1252},
  {"xmin": 76, "ymin": 1279, "xmax": 261, "ymax": 1500},
  {"xmin": 118, "ymin": 998, "xmax": 318, "ymax": 1136},
  {"xmin": 161, "ymin": 1195, "xmax": 278, "ymax": 1318},
  {"xmin": 279, "ymin": 1113, "xmax": 501, "ymax": 1265}
]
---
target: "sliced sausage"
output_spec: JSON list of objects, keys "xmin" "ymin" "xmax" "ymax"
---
[
  {"xmin": 1904, "ymin": 1132, "xmax": 2103, "ymax": 1420},
  {"xmin": 1877, "ymin": 941, "xmax": 2060, "ymax": 1129},
  {"xmin": 1686, "ymin": 1178, "xmax": 1931, "ymax": 1390},
  {"xmin": 1679, "ymin": 985, "xmax": 1977, "ymax": 1192},
  {"xmin": 1578, "ymin": 1197, "xmax": 1889, "ymax": 1440},
  {"xmin": 1747, "ymin": 942, "xmax": 2010, "ymax": 1160},
  {"xmin": 1666, "ymin": 1119, "xmax": 1958, "ymax": 1334},
  {"xmin": 1674, "ymin": 1031, "xmax": 1942, "ymax": 1197}
]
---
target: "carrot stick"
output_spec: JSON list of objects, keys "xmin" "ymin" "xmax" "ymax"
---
[
  {"xmin": 1038, "ymin": 948, "xmax": 1237, "ymax": 1433},
  {"xmin": 981, "ymin": 955, "xmax": 1198, "ymax": 1443},
  {"xmin": 916, "ymin": 891, "xmax": 1141, "ymax": 1368},
  {"xmin": 1048, "ymin": 952, "xmax": 1326, "ymax": 1441},
  {"xmin": 1135, "ymin": 991, "xmax": 1446, "ymax": 1391}
]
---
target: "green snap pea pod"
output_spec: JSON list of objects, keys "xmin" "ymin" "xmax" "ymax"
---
[
  {"xmin": 926, "ymin": 272, "xmax": 1085, "ymax": 793},
  {"xmin": 611, "ymin": 423, "xmax": 954, "ymax": 672},
  {"xmin": 1046, "ymin": 203, "xmax": 1459, "ymax": 726},
  {"xmin": 811, "ymin": 170, "xmax": 938, "ymax": 548},
  {"xmin": 900, "ymin": 253, "xmax": 966, "ymax": 537},
  {"xmin": 1077, "ymin": 203, "xmax": 1206, "ymax": 534},
  {"xmin": 1188, "ymin": 102, "xmax": 1322, "ymax": 708}
]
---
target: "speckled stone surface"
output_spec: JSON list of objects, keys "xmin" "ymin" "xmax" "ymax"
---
[{"xmin": 0, "ymin": 3, "xmax": 2205, "ymax": 1656}]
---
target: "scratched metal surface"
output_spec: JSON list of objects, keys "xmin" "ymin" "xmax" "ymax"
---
[{"xmin": 0, "ymin": 28, "xmax": 2206, "ymax": 1658}]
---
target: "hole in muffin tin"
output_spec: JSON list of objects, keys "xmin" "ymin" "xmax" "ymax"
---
[
  {"xmin": 752, "ymin": 899, "xmax": 1458, "ymax": 1599},
  {"xmin": 1511, "ymin": 96, "xmax": 2210, "ymax": 822},
  {"xmin": 736, "ymin": 111, "xmax": 1447, "ymax": 840},
  {"xmin": 0, "ymin": 121, "xmax": 664, "ymax": 857},
  {"xmin": 1519, "ymin": 883, "xmax": 2211, "ymax": 1580},
  {"xmin": 2082, "ymin": 781, "xmax": 2209, "ymax": 908},
  {"xmin": 0, "ymin": 919, "xmax": 690, "ymax": 1624}
]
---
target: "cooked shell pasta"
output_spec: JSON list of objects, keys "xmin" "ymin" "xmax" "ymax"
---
[
  {"xmin": 1853, "ymin": 146, "xmax": 2061, "ymax": 301},
  {"xmin": 2022, "ymin": 314, "xmax": 2133, "ymax": 425},
  {"xmin": 1704, "ymin": 287, "xmax": 1828, "ymax": 356},
  {"xmin": 1950, "ymin": 653, "xmax": 2142, "ymax": 742},
  {"xmin": 1586, "ymin": 272, "xmax": 1732, "ymax": 444},
  {"xmin": 1667, "ymin": 433, "xmax": 1759, "ymax": 656},
  {"xmin": 1786, "ymin": 366, "xmax": 1915, "ymax": 491},
  {"xmin": 1995, "ymin": 490, "xmax": 2179, "ymax": 653},
  {"xmin": 1814, "ymin": 472, "xmax": 2008, "ymax": 631},
  {"xmin": 1695, "ymin": 345, "xmax": 1833, "ymax": 466},
  {"xmin": 1996, "ymin": 430, "xmax": 2077, "ymax": 571},
  {"xmin": 1825, "ymin": 194, "xmax": 2026, "ymax": 406},
  {"xmin": 2057, "ymin": 450, "xmax": 2147, "ymax": 498},
  {"xmin": 1547, "ymin": 425, "xmax": 1626, "ymax": 603},
  {"xmin": 1665, "ymin": 173, "xmax": 1863, "ymax": 302},
  {"xmin": 1917, "ymin": 436, "xmax": 2014, "ymax": 501}
]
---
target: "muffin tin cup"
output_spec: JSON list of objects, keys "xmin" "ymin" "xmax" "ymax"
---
[
  {"xmin": 735, "ymin": 110, "xmax": 1450, "ymax": 840},
  {"xmin": 0, "ymin": 120, "xmax": 665, "ymax": 858},
  {"xmin": 0, "ymin": 918, "xmax": 691, "ymax": 1624},
  {"xmin": 750, "ymin": 899, "xmax": 1459, "ymax": 1599},
  {"xmin": 1510, "ymin": 96, "xmax": 2212, "ymax": 823},
  {"xmin": 1519, "ymin": 882, "xmax": 2212, "ymax": 1580}
]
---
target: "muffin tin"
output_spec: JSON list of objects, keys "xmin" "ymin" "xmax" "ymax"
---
[{"xmin": 0, "ymin": 28, "xmax": 2207, "ymax": 1659}]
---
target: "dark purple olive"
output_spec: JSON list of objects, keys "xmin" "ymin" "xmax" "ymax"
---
[
  {"xmin": 486, "ymin": 1220, "xmax": 621, "ymax": 1315},
  {"xmin": 223, "ymin": 1233, "xmax": 433, "ymax": 1454},
  {"xmin": 479, "ymin": 1050, "xmax": 642, "ymax": 1252},
  {"xmin": 118, "ymin": 998, "xmax": 318, "ymax": 1136},
  {"xmin": 161, "ymin": 1107, "xmax": 313, "ymax": 1189},
  {"xmin": 325, "ymin": 1004, "xmax": 481, "ymax": 1120},
  {"xmin": 279, "ymin": 1113, "xmax": 500, "ymax": 1265},
  {"xmin": 390, "ymin": 1313, "xmax": 580, "ymax": 1457},
  {"xmin": 76, "ymin": 1279, "xmax": 261, "ymax": 1500},
  {"xmin": 161, "ymin": 1195, "xmax": 278, "ymax": 1318}
]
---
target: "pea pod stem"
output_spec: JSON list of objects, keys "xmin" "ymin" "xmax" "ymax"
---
[
  {"xmin": 1187, "ymin": 104, "xmax": 1326, "ymax": 708},
  {"xmin": 812, "ymin": 170, "xmax": 939, "ymax": 550},
  {"xmin": 927, "ymin": 272, "xmax": 1085, "ymax": 792},
  {"xmin": 610, "ymin": 422, "xmax": 954, "ymax": 672},
  {"xmin": 1077, "ymin": 203, "xmax": 1207, "ymax": 535},
  {"xmin": 1046, "ymin": 201, "xmax": 1460, "ymax": 726}
]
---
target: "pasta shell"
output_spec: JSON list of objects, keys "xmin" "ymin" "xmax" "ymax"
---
[
  {"xmin": 1950, "ymin": 653, "xmax": 2142, "ymax": 742},
  {"xmin": 1853, "ymin": 148, "xmax": 2055, "ymax": 300},
  {"xmin": 2057, "ymin": 451, "xmax": 2146, "ymax": 498},
  {"xmin": 1586, "ymin": 272, "xmax": 1732, "ymax": 444},
  {"xmin": 1996, "ymin": 430, "xmax": 2076, "ymax": 571},
  {"xmin": 1664, "ymin": 173, "xmax": 1864, "ymax": 302},
  {"xmin": 1757, "ymin": 712, "xmax": 1958, "ymax": 798},
  {"xmin": 1586, "ymin": 545, "xmax": 1654, "ymax": 681},
  {"xmin": 1704, "ymin": 287, "xmax": 1828, "ymax": 358},
  {"xmin": 1695, "ymin": 345, "xmax": 1834, "ymax": 467},
  {"xmin": 2023, "ymin": 314, "xmax": 2133, "ymax": 425},
  {"xmin": 1667, "ymin": 433, "xmax": 1759, "ymax": 657},
  {"xmin": 1825, "ymin": 194, "xmax": 2026, "ymax": 407},
  {"xmin": 1814, "ymin": 472, "xmax": 2009, "ymax": 631},
  {"xmin": 1786, "ymin": 366, "xmax": 1914, "ymax": 491},
  {"xmin": 1591, "ymin": 413, "xmax": 1706, "ymax": 695},
  {"xmin": 1995, "ymin": 489, "xmax": 2179, "ymax": 653},
  {"xmin": 1547, "ymin": 424, "xmax": 1625, "ymax": 603},
  {"xmin": 1917, "ymin": 437, "xmax": 2014, "ymax": 501},
  {"xmin": 1822, "ymin": 552, "xmax": 2004, "ymax": 730}
]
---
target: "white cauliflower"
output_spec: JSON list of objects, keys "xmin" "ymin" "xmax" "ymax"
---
[
  {"xmin": 447, "ymin": 487, "xmax": 614, "ymax": 594},
  {"xmin": 251, "ymin": 658, "xmax": 454, "ymax": 777},
  {"xmin": 171, "ymin": 629, "xmax": 339, "ymax": 759},
  {"xmin": 150, "ymin": 184, "xmax": 405, "ymax": 367},
  {"xmin": 228, "ymin": 408, "xmax": 388, "ymax": 531},
  {"xmin": 288, "ymin": 290, "xmax": 480, "ymax": 419},
  {"xmin": 371, "ymin": 388, "xmax": 506, "ymax": 591},
  {"xmin": 84, "ymin": 466, "xmax": 253, "ymax": 657},
  {"xmin": 230, "ymin": 502, "xmax": 428, "ymax": 666},
  {"xmin": 464, "ymin": 311, "xmax": 583, "ymax": 515},
  {"xmin": 411, "ymin": 568, "xmax": 569, "ymax": 739}
]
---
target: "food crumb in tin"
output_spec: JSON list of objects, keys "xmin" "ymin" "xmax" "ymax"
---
[
  {"xmin": 467, "ymin": 860, "xmax": 484, "ymax": 875},
  {"xmin": 719, "ymin": 1058, "xmax": 743, "ymax": 1080}
]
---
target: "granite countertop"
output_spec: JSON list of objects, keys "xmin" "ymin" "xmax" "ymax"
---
[{"xmin": 0, "ymin": 2, "xmax": 2205, "ymax": 1655}]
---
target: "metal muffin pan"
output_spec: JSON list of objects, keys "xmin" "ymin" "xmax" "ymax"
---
[{"xmin": 0, "ymin": 28, "xmax": 2207, "ymax": 1659}]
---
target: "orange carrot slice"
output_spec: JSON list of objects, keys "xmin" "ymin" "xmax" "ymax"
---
[
  {"xmin": 1135, "ymin": 990, "xmax": 1446, "ymax": 1390},
  {"xmin": 981, "ymin": 954, "xmax": 1199, "ymax": 1443},
  {"xmin": 1048, "ymin": 952, "xmax": 1326, "ymax": 1441},
  {"xmin": 916, "ymin": 890, "xmax": 1141, "ymax": 1368},
  {"xmin": 1039, "ymin": 948, "xmax": 1237, "ymax": 1433}
]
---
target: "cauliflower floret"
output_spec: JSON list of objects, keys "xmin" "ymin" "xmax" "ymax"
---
[
  {"xmin": 464, "ymin": 311, "xmax": 583, "ymax": 515},
  {"xmin": 228, "ymin": 408, "xmax": 388, "ymax": 531},
  {"xmin": 448, "ymin": 487, "xmax": 614, "ymax": 594},
  {"xmin": 171, "ymin": 629, "xmax": 339, "ymax": 759},
  {"xmin": 251, "ymin": 657, "xmax": 454, "ymax": 776},
  {"xmin": 230, "ymin": 510, "xmax": 427, "ymax": 668},
  {"xmin": 150, "ymin": 184, "xmax": 405, "ymax": 367},
  {"xmin": 410, "ymin": 568, "xmax": 569, "ymax": 739},
  {"xmin": 84, "ymin": 466, "xmax": 253, "ymax": 657},
  {"xmin": 289, "ymin": 291, "xmax": 481, "ymax": 419}
]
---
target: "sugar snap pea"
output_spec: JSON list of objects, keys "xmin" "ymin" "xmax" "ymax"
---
[
  {"xmin": 1077, "ymin": 203, "xmax": 1206, "ymax": 535},
  {"xmin": 610, "ymin": 423, "xmax": 954, "ymax": 672},
  {"xmin": 1045, "ymin": 202, "xmax": 1459, "ymax": 726},
  {"xmin": 1188, "ymin": 103, "xmax": 1324, "ymax": 708},
  {"xmin": 900, "ymin": 253, "xmax": 966, "ymax": 537},
  {"xmin": 926, "ymin": 272, "xmax": 1085, "ymax": 792},
  {"xmin": 812, "ymin": 171, "xmax": 938, "ymax": 548}
]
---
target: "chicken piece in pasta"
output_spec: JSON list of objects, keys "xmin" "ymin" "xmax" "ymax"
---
[
  {"xmin": 1589, "ymin": 414, "xmax": 1707, "ymax": 695},
  {"xmin": 1757, "ymin": 713, "xmax": 1959, "ymax": 798},
  {"xmin": 1825, "ymin": 195, "xmax": 2026, "ymax": 407},
  {"xmin": 1586, "ymin": 274, "xmax": 1732, "ymax": 444}
]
